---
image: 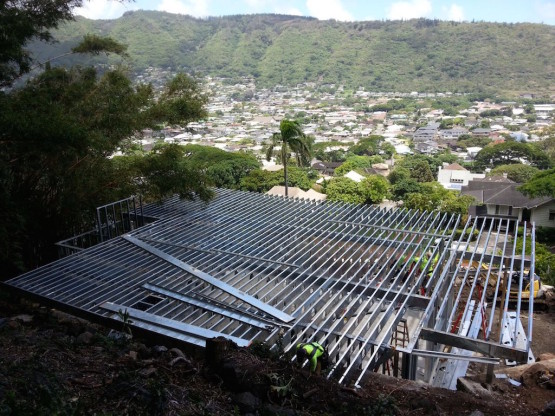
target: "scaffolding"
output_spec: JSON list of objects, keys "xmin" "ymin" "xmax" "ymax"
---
[{"xmin": 3, "ymin": 189, "xmax": 536, "ymax": 388}]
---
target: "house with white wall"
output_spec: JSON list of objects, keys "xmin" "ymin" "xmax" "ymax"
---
[
  {"xmin": 437, "ymin": 163, "xmax": 485, "ymax": 190},
  {"xmin": 461, "ymin": 177, "xmax": 555, "ymax": 228}
]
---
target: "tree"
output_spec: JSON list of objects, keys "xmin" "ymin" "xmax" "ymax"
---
[
  {"xmin": 265, "ymin": 120, "xmax": 312, "ymax": 196},
  {"xmin": 334, "ymin": 155, "xmax": 384, "ymax": 176},
  {"xmin": 135, "ymin": 143, "xmax": 213, "ymax": 201},
  {"xmin": 489, "ymin": 164, "xmax": 539, "ymax": 183},
  {"xmin": 325, "ymin": 175, "xmax": 389, "ymax": 205},
  {"xmin": 391, "ymin": 179, "xmax": 423, "ymax": 201},
  {"xmin": 350, "ymin": 135, "xmax": 394, "ymax": 158},
  {"xmin": 388, "ymin": 166, "xmax": 410, "ymax": 184},
  {"xmin": 359, "ymin": 175, "xmax": 390, "ymax": 204},
  {"xmin": 410, "ymin": 160, "xmax": 435, "ymax": 182},
  {"xmin": 518, "ymin": 168, "xmax": 555, "ymax": 198},
  {"xmin": 474, "ymin": 142, "xmax": 552, "ymax": 170},
  {"xmin": 0, "ymin": 64, "xmax": 209, "ymax": 277},
  {"xmin": 404, "ymin": 182, "xmax": 475, "ymax": 214},
  {"xmin": 457, "ymin": 135, "xmax": 492, "ymax": 149},
  {"xmin": 533, "ymin": 127, "xmax": 555, "ymax": 161},
  {"xmin": 325, "ymin": 177, "xmax": 365, "ymax": 204},
  {"xmin": 0, "ymin": 0, "xmax": 81, "ymax": 86},
  {"xmin": 239, "ymin": 170, "xmax": 280, "ymax": 193},
  {"xmin": 205, "ymin": 157, "xmax": 260, "ymax": 189}
]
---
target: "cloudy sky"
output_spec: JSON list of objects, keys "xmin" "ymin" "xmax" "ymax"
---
[{"xmin": 74, "ymin": 0, "xmax": 555, "ymax": 25}]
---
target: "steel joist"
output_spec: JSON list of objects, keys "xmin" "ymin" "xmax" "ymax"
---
[{"xmin": 3, "ymin": 189, "xmax": 536, "ymax": 388}]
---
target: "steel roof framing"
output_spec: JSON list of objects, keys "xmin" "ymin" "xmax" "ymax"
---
[{"xmin": 3, "ymin": 189, "xmax": 535, "ymax": 387}]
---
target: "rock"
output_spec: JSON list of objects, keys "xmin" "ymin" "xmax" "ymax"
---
[
  {"xmin": 232, "ymin": 392, "xmax": 260, "ymax": 414},
  {"xmin": 169, "ymin": 356, "xmax": 191, "ymax": 367},
  {"xmin": 539, "ymin": 353, "xmax": 555, "ymax": 361},
  {"xmin": 456, "ymin": 378, "xmax": 492, "ymax": 398},
  {"xmin": 153, "ymin": 345, "xmax": 168, "ymax": 355},
  {"xmin": 206, "ymin": 337, "xmax": 232, "ymax": 369},
  {"xmin": 169, "ymin": 347, "xmax": 185, "ymax": 358},
  {"xmin": 75, "ymin": 331, "xmax": 94, "ymax": 345},
  {"xmin": 520, "ymin": 363, "xmax": 554, "ymax": 387},
  {"xmin": 51, "ymin": 310, "xmax": 87, "ymax": 325},
  {"xmin": 12, "ymin": 314, "xmax": 33, "ymax": 323},
  {"xmin": 107, "ymin": 329, "xmax": 132, "ymax": 341},
  {"xmin": 500, "ymin": 359, "xmax": 555, "ymax": 379},
  {"xmin": 138, "ymin": 367, "xmax": 157, "ymax": 377},
  {"xmin": 132, "ymin": 342, "xmax": 151, "ymax": 358},
  {"xmin": 542, "ymin": 400, "xmax": 555, "ymax": 416}
]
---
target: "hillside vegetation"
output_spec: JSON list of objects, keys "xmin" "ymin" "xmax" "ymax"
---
[{"xmin": 30, "ymin": 12, "xmax": 555, "ymax": 95}]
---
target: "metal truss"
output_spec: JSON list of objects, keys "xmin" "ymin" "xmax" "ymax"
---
[{"xmin": 3, "ymin": 189, "xmax": 536, "ymax": 388}]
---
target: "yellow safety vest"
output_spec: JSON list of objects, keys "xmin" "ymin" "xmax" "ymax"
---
[{"xmin": 297, "ymin": 342, "xmax": 325, "ymax": 372}]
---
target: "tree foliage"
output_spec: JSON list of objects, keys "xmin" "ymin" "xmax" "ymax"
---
[
  {"xmin": 28, "ymin": 12, "xmax": 555, "ymax": 94},
  {"xmin": 239, "ymin": 167, "xmax": 315, "ymax": 193},
  {"xmin": 325, "ymin": 176, "xmax": 389, "ymax": 205},
  {"xmin": 325, "ymin": 177, "xmax": 365, "ymax": 205},
  {"xmin": 474, "ymin": 142, "xmax": 552, "ymax": 170},
  {"xmin": 350, "ymin": 135, "xmax": 393, "ymax": 158},
  {"xmin": 0, "ymin": 0, "xmax": 82, "ymax": 86},
  {"xmin": 404, "ymin": 182, "xmax": 475, "ymax": 214},
  {"xmin": 134, "ymin": 143, "xmax": 213, "ymax": 201},
  {"xmin": 489, "ymin": 164, "xmax": 539, "ymax": 183},
  {"xmin": 176, "ymin": 144, "xmax": 260, "ymax": 189},
  {"xmin": 334, "ymin": 155, "xmax": 384, "ymax": 176},
  {"xmin": 0, "ymin": 65, "xmax": 209, "ymax": 277},
  {"xmin": 72, "ymin": 34, "xmax": 129, "ymax": 56},
  {"xmin": 533, "ymin": 127, "xmax": 555, "ymax": 161},
  {"xmin": 395, "ymin": 157, "xmax": 435, "ymax": 182},
  {"xmin": 359, "ymin": 175, "xmax": 390, "ymax": 204},
  {"xmin": 518, "ymin": 168, "xmax": 555, "ymax": 198},
  {"xmin": 265, "ymin": 119, "xmax": 312, "ymax": 196}
]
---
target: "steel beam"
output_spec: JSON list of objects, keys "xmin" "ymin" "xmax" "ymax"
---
[
  {"xmin": 419, "ymin": 328, "xmax": 529, "ymax": 362},
  {"xmin": 123, "ymin": 234, "xmax": 295, "ymax": 323}
]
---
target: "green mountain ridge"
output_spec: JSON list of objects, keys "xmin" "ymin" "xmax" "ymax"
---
[{"xmin": 30, "ymin": 11, "xmax": 555, "ymax": 95}]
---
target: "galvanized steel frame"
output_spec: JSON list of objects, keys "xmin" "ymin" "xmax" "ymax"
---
[{"xmin": 3, "ymin": 189, "xmax": 535, "ymax": 387}]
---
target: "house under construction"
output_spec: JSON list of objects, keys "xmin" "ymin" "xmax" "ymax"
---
[{"xmin": 2, "ymin": 189, "xmax": 538, "ymax": 388}]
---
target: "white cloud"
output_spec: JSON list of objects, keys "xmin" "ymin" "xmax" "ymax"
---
[
  {"xmin": 446, "ymin": 4, "xmax": 464, "ymax": 21},
  {"xmin": 156, "ymin": 0, "xmax": 209, "ymax": 17},
  {"xmin": 306, "ymin": 0, "xmax": 353, "ymax": 21},
  {"xmin": 74, "ymin": 0, "xmax": 132, "ymax": 20},
  {"xmin": 244, "ymin": 0, "xmax": 302, "ymax": 16},
  {"xmin": 387, "ymin": 0, "xmax": 432, "ymax": 20}
]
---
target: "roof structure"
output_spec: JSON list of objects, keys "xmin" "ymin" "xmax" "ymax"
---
[
  {"xmin": 462, "ymin": 180, "xmax": 552, "ymax": 208},
  {"xmin": 3, "ymin": 189, "xmax": 537, "ymax": 388},
  {"xmin": 444, "ymin": 163, "xmax": 467, "ymax": 171},
  {"xmin": 266, "ymin": 186, "xmax": 327, "ymax": 201}
]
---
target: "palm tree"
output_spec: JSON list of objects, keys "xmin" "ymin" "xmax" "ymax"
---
[{"xmin": 265, "ymin": 120, "xmax": 312, "ymax": 196}]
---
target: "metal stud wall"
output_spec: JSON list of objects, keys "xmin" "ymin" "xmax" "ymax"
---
[{"xmin": 3, "ymin": 189, "xmax": 535, "ymax": 387}]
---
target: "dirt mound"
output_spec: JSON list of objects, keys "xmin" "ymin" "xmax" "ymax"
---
[{"xmin": 0, "ymin": 292, "xmax": 554, "ymax": 415}]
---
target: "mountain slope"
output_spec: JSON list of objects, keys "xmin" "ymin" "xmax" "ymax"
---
[{"xmin": 30, "ymin": 12, "xmax": 555, "ymax": 94}]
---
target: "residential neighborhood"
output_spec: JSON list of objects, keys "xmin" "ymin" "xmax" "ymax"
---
[
  {"xmin": 130, "ymin": 73, "xmax": 555, "ymax": 228},
  {"xmin": 137, "ymin": 73, "xmax": 553, "ymax": 165}
]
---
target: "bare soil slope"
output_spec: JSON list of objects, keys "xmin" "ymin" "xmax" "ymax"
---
[{"xmin": 0, "ymin": 288, "xmax": 554, "ymax": 416}]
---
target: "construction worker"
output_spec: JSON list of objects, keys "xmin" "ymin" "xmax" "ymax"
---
[{"xmin": 296, "ymin": 341, "xmax": 328, "ymax": 375}]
